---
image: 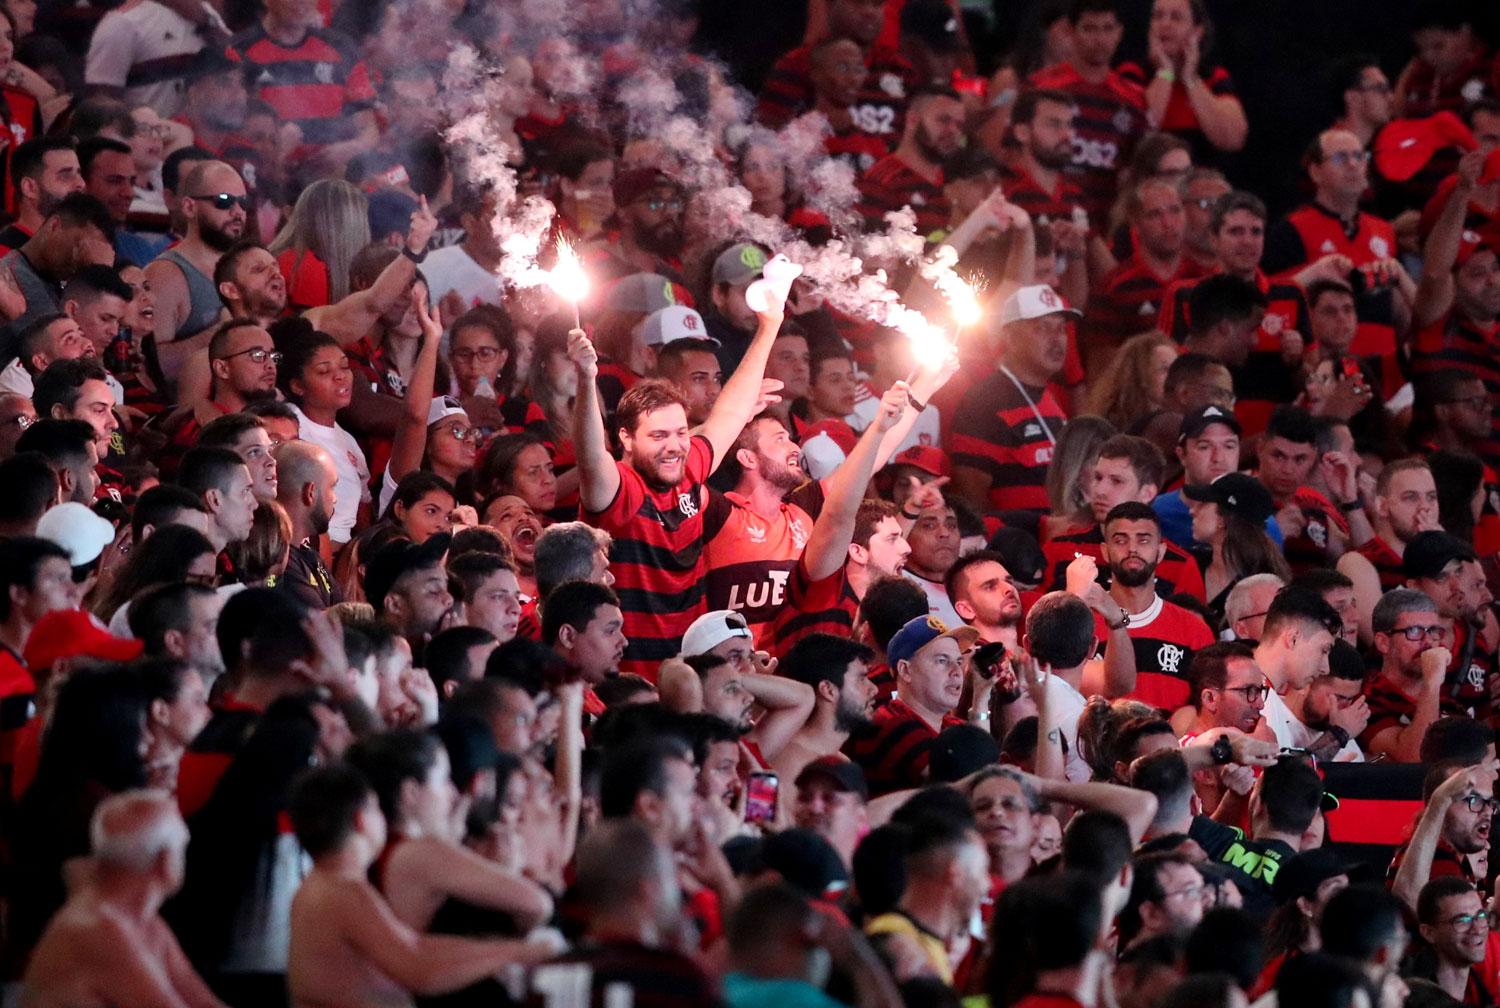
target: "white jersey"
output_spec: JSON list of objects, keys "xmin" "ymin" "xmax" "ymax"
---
[
  {"xmin": 290, "ymin": 404, "xmax": 370, "ymax": 544},
  {"xmin": 85, "ymin": 0, "xmax": 203, "ymax": 117},
  {"xmin": 420, "ymin": 244, "xmax": 502, "ymax": 311}
]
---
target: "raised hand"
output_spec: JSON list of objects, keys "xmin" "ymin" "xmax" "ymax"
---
[
  {"xmin": 407, "ymin": 194, "xmax": 438, "ymax": 256},
  {"xmin": 567, "ymin": 328, "xmax": 598, "ymax": 380}
]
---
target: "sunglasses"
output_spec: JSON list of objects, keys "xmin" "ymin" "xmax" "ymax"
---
[{"xmin": 191, "ymin": 192, "xmax": 252, "ymax": 211}]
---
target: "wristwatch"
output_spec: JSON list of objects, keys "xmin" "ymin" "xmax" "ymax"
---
[
  {"xmin": 1327, "ymin": 725, "xmax": 1351, "ymax": 748},
  {"xmin": 1107, "ymin": 609, "xmax": 1130, "ymax": 631},
  {"xmin": 1210, "ymin": 734, "xmax": 1234, "ymax": 766},
  {"xmin": 402, "ymin": 245, "xmax": 428, "ymax": 264}
]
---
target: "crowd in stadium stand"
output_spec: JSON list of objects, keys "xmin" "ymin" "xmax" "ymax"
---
[{"xmin": 8, "ymin": 0, "xmax": 1500, "ymax": 1005}]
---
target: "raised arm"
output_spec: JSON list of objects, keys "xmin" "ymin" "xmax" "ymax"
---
[
  {"xmin": 1391, "ymin": 767, "xmax": 1480, "ymax": 913},
  {"xmin": 397, "ymin": 839, "xmax": 554, "ymax": 932},
  {"xmin": 1414, "ymin": 151, "xmax": 1484, "ymax": 330},
  {"xmin": 1064, "ymin": 555, "xmax": 1136, "ymax": 699},
  {"xmin": 383, "ymin": 292, "xmax": 445, "ymax": 489},
  {"xmin": 743, "ymin": 662, "xmax": 815, "ymax": 762},
  {"xmin": 800, "ymin": 384, "xmax": 908, "ymax": 582},
  {"xmin": 569, "ymin": 329, "xmax": 621, "ymax": 514},
  {"xmin": 553, "ymin": 680, "xmax": 584, "ymax": 862},
  {"xmin": 699, "ymin": 294, "xmax": 785, "ymax": 467},
  {"xmin": 310, "ymin": 198, "xmax": 438, "ymax": 346},
  {"xmin": 1023, "ymin": 656, "xmax": 1065, "ymax": 783},
  {"xmin": 1029, "ymin": 773, "xmax": 1159, "ymax": 847}
]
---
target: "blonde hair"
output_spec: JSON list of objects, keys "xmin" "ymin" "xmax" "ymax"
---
[
  {"xmin": 268, "ymin": 179, "xmax": 371, "ymax": 302},
  {"xmin": 1045, "ymin": 415, "xmax": 1117, "ymax": 523}
]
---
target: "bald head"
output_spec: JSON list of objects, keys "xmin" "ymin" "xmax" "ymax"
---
[
  {"xmin": 180, "ymin": 160, "xmax": 243, "ymax": 199},
  {"xmin": 90, "ymin": 789, "xmax": 189, "ymax": 873},
  {"xmin": 275, "ymin": 439, "xmax": 336, "ymax": 499}
]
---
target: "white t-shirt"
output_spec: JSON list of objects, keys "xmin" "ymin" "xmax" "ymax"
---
[
  {"xmin": 421, "ymin": 244, "xmax": 502, "ymax": 311},
  {"xmin": 84, "ymin": 0, "xmax": 203, "ymax": 118},
  {"xmin": 1044, "ymin": 674, "xmax": 1091, "ymax": 783},
  {"xmin": 1266, "ymin": 687, "xmax": 1365, "ymax": 762},
  {"xmin": 903, "ymin": 569, "xmax": 962, "ymax": 628},
  {"xmin": 291, "ymin": 404, "xmax": 369, "ymax": 544}
]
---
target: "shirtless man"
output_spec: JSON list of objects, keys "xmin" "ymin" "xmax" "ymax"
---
[
  {"xmin": 285, "ymin": 763, "xmax": 562, "ymax": 1008},
  {"xmin": 21, "ymin": 790, "xmax": 225, "ymax": 1008}
]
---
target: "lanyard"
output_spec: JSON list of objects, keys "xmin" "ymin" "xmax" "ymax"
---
[{"xmin": 999, "ymin": 366, "xmax": 1057, "ymax": 445}]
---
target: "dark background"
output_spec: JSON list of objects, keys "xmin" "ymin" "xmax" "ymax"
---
[{"xmin": 697, "ymin": 0, "xmax": 1500, "ymax": 217}]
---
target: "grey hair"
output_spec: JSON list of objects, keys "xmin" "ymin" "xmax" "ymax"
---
[
  {"xmin": 1372, "ymin": 587, "xmax": 1438, "ymax": 636},
  {"xmin": 1223, "ymin": 573, "xmax": 1285, "ymax": 631},
  {"xmin": 90, "ymin": 789, "xmax": 188, "ymax": 872},
  {"xmin": 965, "ymin": 765, "xmax": 1043, "ymax": 814}
]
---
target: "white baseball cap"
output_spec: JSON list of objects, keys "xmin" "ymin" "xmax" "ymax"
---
[
  {"xmin": 999, "ymin": 284, "xmax": 1082, "ymax": 326},
  {"xmin": 681, "ymin": 609, "xmax": 753, "ymax": 657},
  {"xmin": 640, "ymin": 305, "xmax": 720, "ymax": 347},
  {"xmin": 36, "ymin": 501, "xmax": 115, "ymax": 567},
  {"xmin": 427, "ymin": 396, "xmax": 469, "ymax": 427}
]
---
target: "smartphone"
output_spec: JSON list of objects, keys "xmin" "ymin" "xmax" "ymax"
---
[
  {"xmin": 745, "ymin": 771, "xmax": 779, "ymax": 825},
  {"xmin": 972, "ymin": 641, "xmax": 1007, "ymax": 681}
]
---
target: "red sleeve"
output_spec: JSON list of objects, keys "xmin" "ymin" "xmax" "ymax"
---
[
  {"xmin": 344, "ymin": 58, "xmax": 376, "ymax": 106},
  {"xmin": 586, "ymin": 460, "xmax": 644, "ymax": 529},
  {"xmin": 687, "ymin": 433, "xmax": 713, "ymax": 483}
]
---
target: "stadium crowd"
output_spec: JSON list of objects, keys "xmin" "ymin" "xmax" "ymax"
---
[{"xmin": 6, "ymin": 0, "xmax": 1500, "ymax": 1005}]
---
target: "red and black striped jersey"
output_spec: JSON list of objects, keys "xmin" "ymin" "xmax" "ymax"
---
[
  {"xmin": 1448, "ymin": 620, "xmax": 1495, "ymax": 723},
  {"xmin": 1355, "ymin": 536, "xmax": 1406, "ymax": 594},
  {"xmin": 999, "ymin": 162, "xmax": 1086, "ymax": 227},
  {"xmin": 855, "ymin": 153, "xmax": 950, "ymax": 243},
  {"xmin": 1395, "ymin": 51, "xmax": 1493, "ymax": 119},
  {"xmin": 583, "ymin": 434, "xmax": 714, "ymax": 681},
  {"xmin": 769, "ymin": 554, "xmax": 862, "ymax": 656},
  {"xmin": 1411, "ymin": 310, "xmax": 1500, "ymax": 472},
  {"xmin": 755, "ymin": 41, "xmax": 915, "ymax": 141},
  {"xmin": 1361, "ymin": 671, "xmax": 1432, "ymax": 752},
  {"xmin": 1263, "ymin": 203, "xmax": 1398, "ymax": 359},
  {"xmin": 951, "ymin": 369, "xmax": 1067, "ymax": 516},
  {"xmin": 1084, "ymin": 252, "xmax": 1195, "ymax": 352},
  {"xmin": 702, "ymin": 486, "xmax": 819, "ymax": 646},
  {"xmin": 1042, "ymin": 523, "xmax": 1207, "ymax": 602},
  {"xmin": 1387, "ymin": 836, "xmax": 1476, "ymax": 887},
  {"xmin": 1163, "ymin": 268, "xmax": 1310, "ymax": 437},
  {"xmin": 1092, "ymin": 595, "xmax": 1215, "ymax": 711},
  {"xmin": 825, "ymin": 122, "xmax": 891, "ymax": 176},
  {"xmin": 227, "ymin": 25, "xmax": 375, "ymax": 146},
  {"xmin": 1026, "ymin": 62, "xmax": 1147, "ymax": 225},
  {"xmin": 1117, "ymin": 63, "xmax": 1238, "ymax": 150},
  {"xmin": 843, "ymin": 697, "xmax": 963, "ymax": 796}
]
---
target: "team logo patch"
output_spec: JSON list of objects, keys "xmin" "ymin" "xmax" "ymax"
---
[
  {"xmin": 677, "ymin": 492, "xmax": 698, "ymax": 518},
  {"xmin": 1369, "ymin": 235, "xmax": 1390, "ymax": 259},
  {"xmin": 1113, "ymin": 108, "xmax": 1134, "ymax": 133},
  {"xmin": 1307, "ymin": 519, "xmax": 1327, "ymax": 549},
  {"xmin": 910, "ymin": 193, "xmax": 926, "ymax": 206},
  {"xmin": 1040, "ymin": 287, "xmax": 1060, "ymax": 308},
  {"xmin": 1262, "ymin": 313, "xmax": 1284, "ymax": 335},
  {"xmin": 314, "ymin": 62, "xmax": 335, "ymax": 84},
  {"xmin": 744, "ymin": 522, "xmax": 766, "ymax": 544},
  {"xmin": 1138, "ymin": 301, "xmax": 1156, "ymax": 315},
  {"xmin": 1463, "ymin": 78, "xmax": 1486, "ymax": 103},
  {"xmin": 1023, "ymin": 423, "xmax": 1042, "ymax": 438},
  {"xmin": 1157, "ymin": 643, "xmax": 1185, "ymax": 675}
]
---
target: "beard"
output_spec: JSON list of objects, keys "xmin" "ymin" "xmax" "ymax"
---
[
  {"xmin": 200, "ymin": 218, "xmax": 244, "ymax": 252},
  {"xmin": 833, "ymin": 693, "xmax": 874, "ymax": 734},
  {"xmin": 913, "ymin": 124, "xmax": 957, "ymax": 168},
  {"xmin": 310, "ymin": 498, "xmax": 332, "ymax": 536},
  {"xmin": 757, "ymin": 452, "xmax": 804, "ymax": 493},
  {"xmin": 1111, "ymin": 559, "xmax": 1157, "ymax": 588},
  {"xmin": 634, "ymin": 219, "xmax": 683, "ymax": 258},
  {"xmin": 1034, "ymin": 141, "xmax": 1074, "ymax": 171}
]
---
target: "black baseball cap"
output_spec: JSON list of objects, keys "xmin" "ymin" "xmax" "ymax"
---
[
  {"xmin": 929, "ymin": 724, "xmax": 1000, "ymax": 783},
  {"xmin": 363, "ymin": 533, "xmax": 452, "ymax": 612},
  {"xmin": 899, "ymin": 0, "xmax": 964, "ymax": 53},
  {"xmin": 1270, "ymin": 847, "xmax": 1351, "ymax": 906},
  {"xmin": 795, "ymin": 755, "xmax": 869, "ymax": 801},
  {"xmin": 1401, "ymin": 530, "xmax": 1477, "ymax": 580},
  {"xmin": 761, "ymin": 827, "xmax": 850, "ymax": 898},
  {"xmin": 1179, "ymin": 403, "xmax": 1242, "ymax": 442},
  {"xmin": 986, "ymin": 526, "xmax": 1046, "ymax": 588},
  {"xmin": 1183, "ymin": 472, "xmax": 1275, "ymax": 526}
]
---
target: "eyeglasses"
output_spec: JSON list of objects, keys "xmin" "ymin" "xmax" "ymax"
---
[
  {"xmin": 441, "ymin": 425, "xmax": 479, "ymax": 442},
  {"xmin": 190, "ymin": 192, "xmax": 252, "ymax": 210},
  {"xmin": 642, "ymin": 197, "xmax": 684, "ymax": 213},
  {"xmin": 1461, "ymin": 793, "xmax": 1500, "ymax": 814},
  {"xmin": 1391, "ymin": 624, "xmax": 1446, "ymax": 642},
  {"xmin": 1221, "ymin": 684, "xmax": 1268, "ymax": 704},
  {"xmin": 452, "ymin": 346, "xmax": 502, "ymax": 364},
  {"xmin": 1163, "ymin": 884, "xmax": 1205, "ymax": 904},
  {"xmin": 218, "ymin": 346, "xmax": 282, "ymax": 365},
  {"xmin": 1322, "ymin": 150, "xmax": 1370, "ymax": 168},
  {"xmin": 1444, "ymin": 909, "xmax": 1491, "ymax": 928},
  {"xmin": 1444, "ymin": 394, "xmax": 1492, "ymax": 411}
]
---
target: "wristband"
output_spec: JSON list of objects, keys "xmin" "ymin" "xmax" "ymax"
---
[
  {"xmin": 1156, "ymin": 68, "xmax": 1177, "ymax": 83},
  {"xmin": 402, "ymin": 245, "xmax": 428, "ymax": 264},
  {"xmin": 1327, "ymin": 725, "xmax": 1351, "ymax": 748},
  {"xmin": 901, "ymin": 509, "xmax": 922, "ymax": 521},
  {"xmin": 1337, "ymin": 499, "xmax": 1363, "ymax": 513},
  {"xmin": 908, "ymin": 392, "xmax": 929, "ymax": 412}
]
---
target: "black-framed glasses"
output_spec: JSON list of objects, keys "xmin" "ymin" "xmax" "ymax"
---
[
  {"xmin": 191, "ymin": 192, "xmax": 252, "ymax": 210},
  {"xmin": 1391, "ymin": 624, "xmax": 1446, "ymax": 642},
  {"xmin": 1445, "ymin": 909, "xmax": 1491, "ymax": 928},
  {"xmin": 451, "ymin": 346, "xmax": 502, "ymax": 364},
  {"xmin": 1222, "ymin": 684, "xmax": 1268, "ymax": 704},
  {"xmin": 1461, "ymin": 793, "xmax": 1500, "ymax": 815},
  {"xmin": 218, "ymin": 346, "xmax": 282, "ymax": 365}
]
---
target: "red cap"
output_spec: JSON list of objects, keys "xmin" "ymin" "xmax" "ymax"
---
[
  {"xmin": 24, "ymin": 609, "xmax": 144, "ymax": 671},
  {"xmin": 797, "ymin": 418, "xmax": 858, "ymax": 455},
  {"xmin": 889, "ymin": 443, "xmax": 951, "ymax": 478},
  {"xmin": 1374, "ymin": 112, "xmax": 1477, "ymax": 182},
  {"xmin": 1455, "ymin": 224, "xmax": 1500, "ymax": 267}
]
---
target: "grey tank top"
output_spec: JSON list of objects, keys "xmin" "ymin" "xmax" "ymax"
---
[{"xmin": 161, "ymin": 249, "xmax": 224, "ymax": 338}]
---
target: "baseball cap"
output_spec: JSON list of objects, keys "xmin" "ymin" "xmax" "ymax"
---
[
  {"xmin": 800, "ymin": 419, "xmax": 858, "ymax": 480},
  {"xmin": 887, "ymin": 614, "xmax": 980, "ymax": 669},
  {"xmin": 604, "ymin": 273, "xmax": 690, "ymax": 314},
  {"xmin": 760, "ymin": 827, "xmax": 850, "ymax": 898},
  {"xmin": 986, "ymin": 526, "xmax": 1047, "ymax": 587},
  {"xmin": 1455, "ymin": 224, "xmax": 1500, "ymax": 267},
  {"xmin": 36, "ymin": 501, "xmax": 115, "ymax": 567},
  {"xmin": 680, "ymin": 609, "xmax": 752, "ymax": 657},
  {"xmin": 929, "ymin": 724, "xmax": 1001, "ymax": 783},
  {"xmin": 368, "ymin": 188, "xmax": 419, "ymax": 242},
  {"xmin": 1182, "ymin": 472, "xmax": 1275, "ymax": 526},
  {"xmin": 427, "ymin": 395, "xmax": 468, "ymax": 427},
  {"xmin": 1178, "ymin": 403, "xmax": 1242, "ymax": 441},
  {"xmin": 1373, "ymin": 111, "xmax": 1476, "ymax": 183},
  {"xmin": 887, "ymin": 443, "xmax": 950, "ymax": 479},
  {"xmin": 711, "ymin": 243, "xmax": 768, "ymax": 287},
  {"xmin": 1402, "ymin": 530, "xmax": 1477, "ymax": 580},
  {"xmin": 23, "ymin": 609, "xmax": 143, "ymax": 671},
  {"xmin": 795, "ymin": 754, "xmax": 869, "ymax": 800},
  {"xmin": 363, "ymin": 533, "xmax": 452, "ymax": 613},
  {"xmin": 899, "ymin": 0, "xmax": 963, "ymax": 53},
  {"xmin": 1270, "ymin": 847, "xmax": 1351, "ymax": 906},
  {"xmin": 998, "ymin": 284, "xmax": 1081, "ymax": 326},
  {"xmin": 612, "ymin": 167, "xmax": 680, "ymax": 209},
  {"xmin": 641, "ymin": 305, "xmax": 719, "ymax": 347}
]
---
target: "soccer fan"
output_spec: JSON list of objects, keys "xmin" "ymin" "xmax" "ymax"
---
[
  {"xmin": 1390, "ymin": 763, "xmax": 1494, "ymax": 908},
  {"xmin": 1409, "ymin": 878, "xmax": 1494, "ymax": 1004},
  {"xmin": 1402, "ymin": 531, "xmax": 1496, "ymax": 721},
  {"xmin": 178, "ymin": 446, "xmax": 257, "ymax": 559},
  {"xmin": 774, "ymin": 632, "xmax": 878, "ymax": 791},
  {"xmin": 945, "ymin": 549, "xmax": 1024, "ymax": 651},
  {"xmin": 1337, "ymin": 458, "xmax": 1442, "ymax": 634},
  {"xmin": 1084, "ymin": 179, "xmax": 1191, "ymax": 362},
  {"xmin": 1361, "ymin": 587, "xmax": 1451, "ymax": 761},
  {"xmin": 1392, "ymin": 4, "xmax": 1491, "ymax": 119},
  {"xmin": 1, "ymin": 193, "xmax": 116, "ymax": 348},
  {"xmin": 854, "ymin": 86, "xmax": 963, "ymax": 240},
  {"xmin": 272, "ymin": 439, "xmax": 342, "ymax": 609},
  {"xmin": 0, "ymin": 138, "xmax": 84, "ymax": 255},
  {"xmin": 1248, "ymin": 587, "xmax": 1340, "ymax": 750},
  {"xmin": 0, "ymin": 314, "xmax": 91, "ymax": 400}
]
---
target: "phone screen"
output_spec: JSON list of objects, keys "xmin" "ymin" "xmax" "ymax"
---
[{"xmin": 745, "ymin": 772, "xmax": 779, "ymax": 825}]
